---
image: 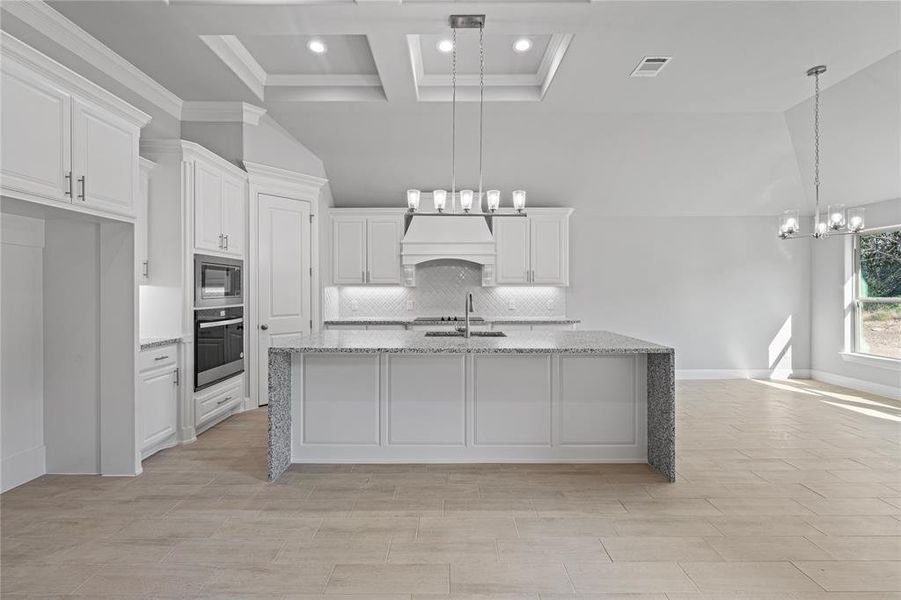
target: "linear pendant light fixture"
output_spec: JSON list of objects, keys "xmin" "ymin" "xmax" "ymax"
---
[
  {"xmin": 779, "ymin": 65, "xmax": 867, "ymax": 240},
  {"xmin": 407, "ymin": 15, "xmax": 526, "ymax": 218}
]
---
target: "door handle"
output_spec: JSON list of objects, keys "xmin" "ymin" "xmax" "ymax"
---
[
  {"xmin": 260, "ymin": 324, "xmax": 269, "ymax": 331},
  {"xmin": 77, "ymin": 176, "xmax": 85, "ymax": 201}
]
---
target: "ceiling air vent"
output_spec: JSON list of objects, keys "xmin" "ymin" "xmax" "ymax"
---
[{"xmin": 630, "ymin": 56, "xmax": 671, "ymax": 78}]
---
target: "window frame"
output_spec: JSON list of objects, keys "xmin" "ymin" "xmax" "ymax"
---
[{"xmin": 851, "ymin": 227, "xmax": 901, "ymax": 361}]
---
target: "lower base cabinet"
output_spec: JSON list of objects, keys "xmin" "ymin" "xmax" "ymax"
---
[
  {"xmin": 195, "ymin": 374, "xmax": 244, "ymax": 433},
  {"xmin": 138, "ymin": 343, "xmax": 178, "ymax": 459}
]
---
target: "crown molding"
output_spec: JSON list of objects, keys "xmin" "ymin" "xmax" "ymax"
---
[
  {"xmin": 140, "ymin": 139, "xmax": 247, "ymax": 179},
  {"xmin": 266, "ymin": 73, "xmax": 382, "ymax": 88},
  {"xmin": 182, "ymin": 101, "xmax": 267, "ymax": 125},
  {"xmin": 199, "ymin": 35, "xmax": 266, "ymax": 101},
  {"xmin": 243, "ymin": 160, "xmax": 328, "ymax": 189},
  {"xmin": 1, "ymin": 0, "xmax": 182, "ymax": 119}
]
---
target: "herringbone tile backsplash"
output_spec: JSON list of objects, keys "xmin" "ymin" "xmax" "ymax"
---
[{"xmin": 323, "ymin": 260, "xmax": 566, "ymax": 319}]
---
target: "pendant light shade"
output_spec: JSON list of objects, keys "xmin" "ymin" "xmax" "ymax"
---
[
  {"xmin": 433, "ymin": 189, "xmax": 447, "ymax": 212},
  {"xmin": 460, "ymin": 189, "xmax": 474, "ymax": 212},
  {"xmin": 827, "ymin": 204, "xmax": 846, "ymax": 230},
  {"xmin": 486, "ymin": 189, "xmax": 500, "ymax": 212},
  {"xmin": 512, "ymin": 190, "xmax": 527, "ymax": 213},
  {"xmin": 848, "ymin": 207, "xmax": 866, "ymax": 232},
  {"xmin": 407, "ymin": 189, "xmax": 421, "ymax": 211},
  {"xmin": 779, "ymin": 209, "xmax": 800, "ymax": 238}
]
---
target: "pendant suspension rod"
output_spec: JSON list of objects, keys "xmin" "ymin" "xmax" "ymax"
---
[
  {"xmin": 807, "ymin": 65, "xmax": 825, "ymax": 227},
  {"xmin": 451, "ymin": 27, "xmax": 457, "ymax": 204},
  {"xmin": 478, "ymin": 25, "xmax": 485, "ymax": 204}
]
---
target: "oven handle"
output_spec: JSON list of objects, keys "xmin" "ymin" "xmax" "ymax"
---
[{"xmin": 198, "ymin": 317, "xmax": 244, "ymax": 329}]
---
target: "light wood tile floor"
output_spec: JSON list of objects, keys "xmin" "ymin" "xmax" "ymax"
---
[{"xmin": 2, "ymin": 379, "xmax": 900, "ymax": 598}]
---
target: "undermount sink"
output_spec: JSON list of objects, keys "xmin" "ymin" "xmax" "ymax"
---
[{"xmin": 424, "ymin": 330, "xmax": 507, "ymax": 338}]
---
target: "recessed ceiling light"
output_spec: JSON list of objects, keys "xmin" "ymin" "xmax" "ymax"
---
[
  {"xmin": 513, "ymin": 38, "xmax": 533, "ymax": 53},
  {"xmin": 307, "ymin": 39, "xmax": 327, "ymax": 55},
  {"xmin": 437, "ymin": 39, "xmax": 454, "ymax": 53}
]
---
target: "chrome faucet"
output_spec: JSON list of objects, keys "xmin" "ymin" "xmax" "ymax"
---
[{"xmin": 464, "ymin": 292, "xmax": 474, "ymax": 338}]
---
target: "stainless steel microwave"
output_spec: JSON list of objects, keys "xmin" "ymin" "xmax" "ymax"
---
[{"xmin": 195, "ymin": 254, "xmax": 243, "ymax": 308}]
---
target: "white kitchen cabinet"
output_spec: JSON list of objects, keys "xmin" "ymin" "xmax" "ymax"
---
[
  {"xmin": 195, "ymin": 375, "xmax": 244, "ymax": 433},
  {"xmin": 494, "ymin": 208, "xmax": 571, "ymax": 286},
  {"xmin": 494, "ymin": 217, "xmax": 530, "ymax": 284},
  {"xmin": 138, "ymin": 343, "xmax": 178, "ymax": 459},
  {"xmin": 72, "ymin": 98, "xmax": 139, "ymax": 217},
  {"xmin": 332, "ymin": 216, "xmax": 367, "ymax": 284},
  {"xmin": 193, "ymin": 161, "xmax": 245, "ymax": 257},
  {"xmin": 0, "ymin": 34, "xmax": 148, "ymax": 219},
  {"xmin": 0, "ymin": 58, "xmax": 72, "ymax": 203},
  {"xmin": 367, "ymin": 217, "xmax": 402, "ymax": 284},
  {"xmin": 136, "ymin": 158, "xmax": 154, "ymax": 281}
]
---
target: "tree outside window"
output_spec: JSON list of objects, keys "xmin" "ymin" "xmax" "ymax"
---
[{"xmin": 855, "ymin": 229, "xmax": 901, "ymax": 359}]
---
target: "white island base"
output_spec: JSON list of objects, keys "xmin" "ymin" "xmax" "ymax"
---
[{"xmin": 292, "ymin": 352, "xmax": 648, "ymax": 463}]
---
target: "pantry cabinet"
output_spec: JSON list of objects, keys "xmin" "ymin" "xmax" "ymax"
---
[
  {"xmin": 494, "ymin": 208, "xmax": 571, "ymax": 286},
  {"xmin": 136, "ymin": 158, "xmax": 155, "ymax": 281},
  {"xmin": 332, "ymin": 210, "xmax": 403, "ymax": 285},
  {"xmin": 0, "ymin": 33, "xmax": 149, "ymax": 219}
]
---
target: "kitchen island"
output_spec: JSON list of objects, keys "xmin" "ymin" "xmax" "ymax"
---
[{"xmin": 268, "ymin": 330, "xmax": 675, "ymax": 482}]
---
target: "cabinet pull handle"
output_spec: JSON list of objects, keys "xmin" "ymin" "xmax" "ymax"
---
[
  {"xmin": 217, "ymin": 396, "xmax": 232, "ymax": 406},
  {"xmin": 142, "ymin": 260, "xmax": 149, "ymax": 278},
  {"xmin": 154, "ymin": 355, "xmax": 169, "ymax": 361},
  {"xmin": 218, "ymin": 234, "xmax": 223, "ymax": 249},
  {"xmin": 223, "ymin": 234, "xmax": 228, "ymax": 250},
  {"xmin": 77, "ymin": 176, "xmax": 85, "ymax": 200},
  {"xmin": 173, "ymin": 368, "xmax": 179, "ymax": 387},
  {"xmin": 65, "ymin": 171, "xmax": 72, "ymax": 197}
]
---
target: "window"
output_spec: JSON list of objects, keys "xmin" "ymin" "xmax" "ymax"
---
[{"xmin": 853, "ymin": 228, "xmax": 901, "ymax": 359}]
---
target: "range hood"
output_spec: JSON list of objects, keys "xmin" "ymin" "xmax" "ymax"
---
[{"xmin": 401, "ymin": 215, "xmax": 495, "ymax": 266}]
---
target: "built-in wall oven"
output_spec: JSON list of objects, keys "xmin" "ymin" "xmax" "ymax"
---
[
  {"xmin": 195, "ymin": 254, "xmax": 243, "ymax": 308},
  {"xmin": 195, "ymin": 306, "xmax": 244, "ymax": 391}
]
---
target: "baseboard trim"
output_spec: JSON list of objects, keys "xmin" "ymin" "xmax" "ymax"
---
[
  {"xmin": 676, "ymin": 369, "xmax": 810, "ymax": 380},
  {"xmin": 811, "ymin": 369, "xmax": 901, "ymax": 400},
  {"xmin": 1, "ymin": 445, "xmax": 46, "ymax": 493}
]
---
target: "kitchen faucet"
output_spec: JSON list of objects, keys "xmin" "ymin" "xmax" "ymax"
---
[{"xmin": 464, "ymin": 292, "xmax": 474, "ymax": 338}]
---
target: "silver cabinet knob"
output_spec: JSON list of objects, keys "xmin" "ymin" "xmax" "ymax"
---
[{"xmin": 260, "ymin": 324, "xmax": 269, "ymax": 330}]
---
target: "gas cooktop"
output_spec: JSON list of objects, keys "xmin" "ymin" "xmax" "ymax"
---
[{"xmin": 413, "ymin": 316, "xmax": 485, "ymax": 322}]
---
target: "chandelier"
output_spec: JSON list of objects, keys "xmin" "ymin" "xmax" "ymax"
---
[
  {"xmin": 779, "ymin": 65, "xmax": 865, "ymax": 239},
  {"xmin": 406, "ymin": 15, "xmax": 526, "ymax": 217}
]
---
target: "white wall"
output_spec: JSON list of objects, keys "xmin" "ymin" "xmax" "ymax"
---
[
  {"xmin": 567, "ymin": 214, "xmax": 811, "ymax": 376},
  {"xmin": 809, "ymin": 197, "xmax": 901, "ymax": 398},
  {"xmin": 43, "ymin": 218, "xmax": 101, "ymax": 474},
  {"xmin": 1, "ymin": 214, "xmax": 46, "ymax": 491}
]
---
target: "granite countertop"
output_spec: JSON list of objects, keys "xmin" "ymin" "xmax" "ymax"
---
[
  {"xmin": 140, "ymin": 336, "xmax": 182, "ymax": 351},
  {"xmin": 271, "ymin": 330, "xmax": 672, "ymax": 355},
  {"xmin": 324, "ymin": 317, "xmax": 581, "ymax": 326}
]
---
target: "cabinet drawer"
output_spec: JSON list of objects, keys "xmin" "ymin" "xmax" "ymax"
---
[
  {"xmin": 139, "ymin": 343, "xmax": 177, "ymax": 372},
  {"xmin": 195, "ymin": 376, "xmax": 243, "ymax": 426}
]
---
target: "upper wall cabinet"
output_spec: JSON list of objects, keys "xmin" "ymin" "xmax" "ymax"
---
[
  {"xmin": 194, "ymin": 159, "xmax": 246, "ymax": 258},
  {"xmin": 495, "ymin": 208, "xmax": 572, "ymax": 286},
  {"xmin": 0, "ymin": 33, "xmax": 150, "ymax": 220},
  {"xmin": 332, "ymin": 210, "xmax": 403, "ymax": 285}
]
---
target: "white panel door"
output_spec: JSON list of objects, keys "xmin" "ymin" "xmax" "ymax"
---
[
  {"xmin": 220, "ymin": 175, "xmax": 245, "ymax": 257},
  {"xmin": 558, "ymin": 355, "xmax": 636, "ymax": 445},
  {"xmin": 139, "ymin": 368, "xmax": 177, "ymax": 452},
  {"xmin": 530, "ymin": 215, "xmax": 566, "ymax": 285},
  {"xmin": 386, "ymin": 354, "xmax": 465, "ymax": 445},
  {"xmin": 72, "ymin": 98, "xmax": 137, "ymax": 217},
  {"xmin": 494, "ymin": 217, "xmax": 530, "ymax": 284},
  {"xmin": 0, "ymin": 60, "xmax": 72, "ymax": 203},
  {"xmin": 367, "ymin": 217, "xmax": 402, "ymax": 284},
  {"xmin": 473, "ymin": 355, "xmax": 551, "ymax": 445},
  {"xmin": 332, "ymin": 216, "xmax": 366, "ymax": 284},
  {"xmin": 258, "ymin": 194, "xmax": 311, "ymax": 406},
  {"xmin": 194, "ymin": 162, "xmax": 223, "ymax": 253}
]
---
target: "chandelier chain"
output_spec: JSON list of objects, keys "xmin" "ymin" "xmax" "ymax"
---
[
  {"xmin": 451, "ymin": 27, "xmax": 457, "ymax": 202},
  {"xmin": 478, "ymin": 25, "xmax": 485, "ymax": 204}
]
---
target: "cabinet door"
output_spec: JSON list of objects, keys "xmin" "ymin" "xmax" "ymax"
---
[
  {"xmin": 139, "ymin": 368, "xmax": 177, "ymax": 452},
  {"xmin": 72, "ymin": 98, "xmax": 138, "ymax": 217},
  {"xmin": 530, "ymin": 215, "xmax": 567, "ymax": 285},
  {"xmin": 332, "ymin": 217, "xmax": 366, "ymax": 284},
  {"xmin": 194, "ymin": 161, "xmax": 224, "ymax": 253},
  {"xmin": 0, "ymin": 59, "xmax": 72, "ymax": 203},
  {"xmin": 494, "ymin": 217, "xmax": 530, "ymax": 284},
  {"xmin": 366, "ymin": 217, "xmax": 402, "ymax": 284},
  {"xmin": 136, "ymin": 162, "xmax": 151, "ymax": 281},
  {"xmin": 220, "ymin": 175, "xmax": 245, "ymax": 257}
]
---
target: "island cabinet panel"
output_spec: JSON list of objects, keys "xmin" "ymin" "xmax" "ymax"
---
[
  {"xmin": 558, "ymin": 355, "xmax": 638, "ymax": 445},
  {"xmin": 385, "ymin": 354, "xmax": 465, "ymax": 445},
  {"xmin": 472, "ymin": 355, "xmax": 552, "ymax": 446},
  {"xmin": 301, "ymin": 353, "xmax": 379, "ymax": 445}
]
